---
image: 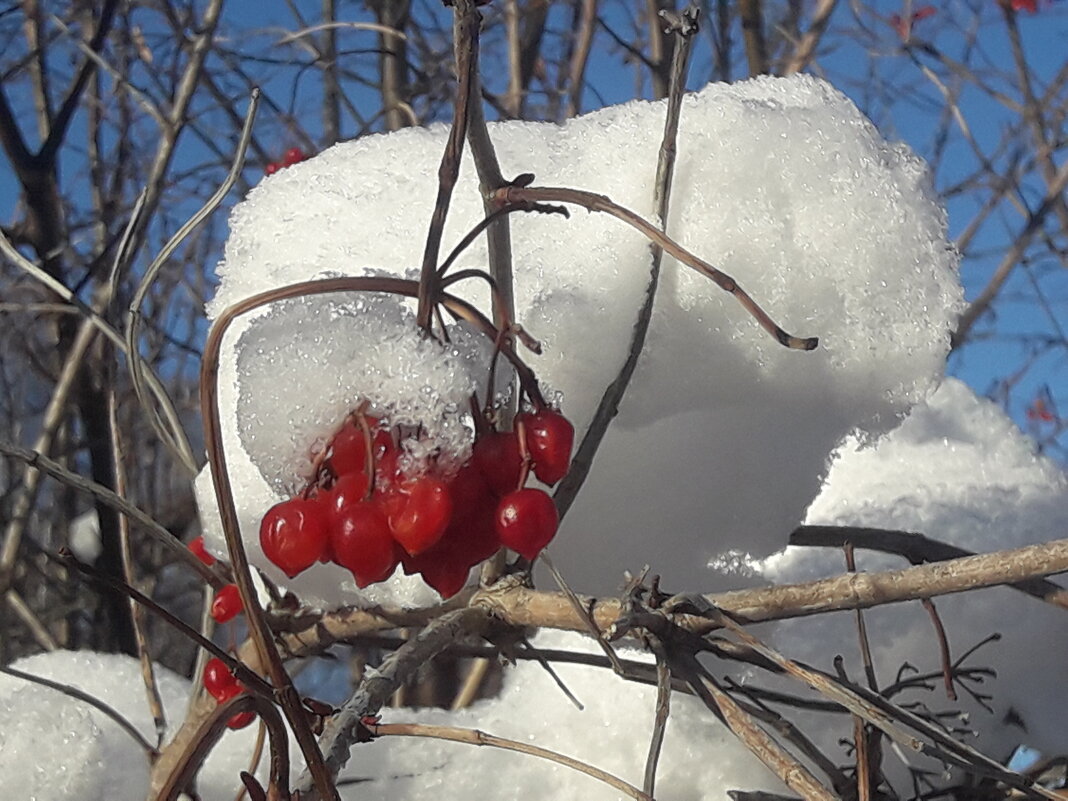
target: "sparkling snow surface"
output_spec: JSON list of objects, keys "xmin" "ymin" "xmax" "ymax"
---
[{"xmin": 196, "ymin": 75, "xmax": 961, "ymax": 605}]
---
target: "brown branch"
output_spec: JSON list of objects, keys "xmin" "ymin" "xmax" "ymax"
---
[
  {"xmin": 494, "ymin": 184, "xmax": 820, "ymax": 351},
  {"xmin": 738, "ymin": 0, "xmax": 769, "ymax": 76},
  {"xmin": 368, "ymin": 720, "xmax": 654, "ymax": 801},
  {"xmin": 781, "ymin": 0, "xmax": 837, "ymax": 76},
  {"xmin": 790, "ymin": 524, "xmax": 1068, "ymax": 608}
]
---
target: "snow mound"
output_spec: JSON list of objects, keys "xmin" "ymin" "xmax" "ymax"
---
[
  {"xmin": 197, "ymin": 74, "xmax": 961, "ymax": 604},
  {"xmin": 763, "ymin": 378, "xmax": 1068, "ymax": 763}
]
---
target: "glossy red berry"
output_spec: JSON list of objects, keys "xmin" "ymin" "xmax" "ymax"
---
[
  {"xmin": 188, "ymin": 535, "xmax": 216, "ymax": 566},
  {"xmin": 227, "ymin": 711, "xmax": 257, "ymax": 730},
  {"xmin": 494, "ymin": 488, "xmax": 558, "ymax": 560},
  {"xmin": 518, "ymin": 409, "xmax": 574, "ymax": 486},
  {"xmin": 472, "ymin": 430, "xmax": 523, "ymax": 496},
  {"xmin": 283, "ymin": 147, "xmax": 306, "ymax": 165},
  {"xmin": 322, "ymin": 471, "xmax": 371, "ymax": 518},
  {"xmin": 265, "ymin": 162, "xmax": 280, "ymax": 175},
  {"xmin": 402, "ymin": 547, "xmax": 471, "ymax": 598},
  {"xmin": 259, "ymin": 497, "xmax": 330, "ymax": 577},
  {"xmin": 331, "ymin": 501, "xmax": 399, "ymax": 587},
  {"xmin": 387, "ymin": 476, "xmax": 453, "ymax": 556},
  {"xmin": 203, "ymin": 657, "xmax": 242, "ymax": 703},
  {"xmin": 210, "ymin": 583, "xmax": 243, "ymax": 624}
]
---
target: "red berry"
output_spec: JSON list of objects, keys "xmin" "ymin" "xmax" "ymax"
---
[
  {"xmin": 494, "ymin": 488, "xmax": 559, "ymax": 560},
  {"xmin": 518, "ymin": 409, "xmax": 574, "ymax": 486},
  {"xmin": 331, "ymin": 501, "xmax": 399, "ymax": 587},
  {"xmin": 203, "ymin": 657, "xmax": 242, "ymax": 703},
  {"xmin": 472, "ymin": 430, "xmax": 523, "ymax": 496},
  {"xmin": 402, "ymin": 547, "xmax": 471, "ymax": 598},
  {"xmin": 259, "ymin": 497, "xmax": 330, "ymax": 578},
  {"xmin": 387, "ymin": 476, "xmax": 453, "ymax": 556},
  {"xmin": 265, "ymin": 162, "xmax": 280, "ymax": 175},
  {"xmin": 283, "ymin": 146, "xmax": 307, "ymax": 165},
  {"xmin": 322, "ymin": 472, "xmax": 371, "ymax": 518},
  {"xmin": 444, "ymin": 465, "xmax": 500, "ymax": 565},
  {"xmin": 188, "ymin": 535, "xmax": 216, "ymax": 566},
  {"xmin": 227, "ymin": 711, "xmax": 257, "ymax": 730},
  {"xmin": 210, "ymin": 583, "xmax": 243, "ymax": 624}
]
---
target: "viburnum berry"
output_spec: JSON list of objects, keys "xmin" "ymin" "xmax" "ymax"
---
[
  {"xmin": 472, "ymin": 430, "xmax": 523, "ymax": 496},
  {"xmin": 322, "ymin": 471, "xmax": 371, "ymax": 517},
  {"xmin": 188, "ymin": 535, "xmax": 216, "ymax": 566},
  {"xmin": 283, "ymin": 147, "xmax": 307, "ymax": 165},
  {"xmin": 203, "ymin": 657, "xmax": 242, "ymax": 703},
  {"xmin": 331, "ymin": 501, "xmax": 399, "ymax": 587},
  {"xmin": 210, "ymin": 583, "xmax": 243, "ymax": 624},
  {"xmin": 264, "ymin": 162, "xmax": 281, "ymax": 175},
  {"xmin": 227, "ymin": 710, "xmax": 256, "ymax": 730},
  {"xmin": 518, "ymin": 408, "xmax": 574, "ymax": 485},
  {"xmin": 495, "ymin": 488, "xmax": 559, "ymax": 560},
  {"xmin": 259, "ymin": 497, "xmax": 330, "ymax": 577},
  {"xmin": 402, "ymin": 547, "xmax": 471, "ymax": 598},
  {"xmin": 386, "ymin": 476, "xmax": 453, "ymax": 556}
]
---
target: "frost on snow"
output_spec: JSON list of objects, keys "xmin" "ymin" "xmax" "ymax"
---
[{"xmin": 195, "ymin": 74, "xmax": 961, "ymax": 605}]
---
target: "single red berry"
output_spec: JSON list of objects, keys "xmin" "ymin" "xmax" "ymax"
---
[
  {"xmin": 387, "ymin": 476, "xmax": 453, "ymax": 556},
  {"xmin": 322, "ymin": 471, "xmax": 371, "ymax": 518},
  {"xmin": 472, "ymin": 430, "xmax": 523, "ymax": 496},
  {"xmin": 188, "ymin": 535, "xmax": 216, "ymax": 566},
  {"xmin": 265, "ymin": 162, "xmax": 280, "ymax": 175},
  {"xmin": 518, "ymin": 409, "xmax": 574, "ymax": 486},
  {"xmin": 331, "ymin": 501, "xmax": 399, "ymax": 587},
  {"xmin": 203, "ymin": 657, "xmax": 242, "ymax": 703},
  {"xmin": 402, "ymin": 548, "xmax": 471, "ymax": 598},
  {"xmin": 283, "ymin": 146, "xmax": 307, "ymax": 165},
  {"xmin": 227, "ymin": 711, "xmax": 257, "ymax": 730},
  {"xmin": 494, "ymin": 488, "xmax": 559, "ymax": 560},
  {"xmin": 259, "ymin": 497, "xmax": 330, "ymax": 578},
  {"xmin": 443, "ymin": 465, "xmax": 500, "ymax": 566},
  {"xmin": 210, "ymin": 583, "xmax": 244, "ymax": 624}
]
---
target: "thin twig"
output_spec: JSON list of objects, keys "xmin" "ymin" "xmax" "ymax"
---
[
  {"xmin": 368, "ymin": 721, "xmax": 654, "ymax": 801},
  {"xmin": 109, "ymin": 388, "xmax": 167, "ymax": 746},
  {"xmin": 642, "ymin": 639, "xmax": 672, "ymax": 797},
  {"xmin": 493, "ymin": 185, "xmax": 819, "ymax": 351},
  {"xmin": 554, "ymin": 10, "xmax": 699, "ymax": 520},
  {"xmin": 0, "ymin": 664, "xmax": 158, "ymax": 757}
]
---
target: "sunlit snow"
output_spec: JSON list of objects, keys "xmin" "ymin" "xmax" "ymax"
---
[{"xmin": 195, "ymin": 75, "xmax": 961, "ymax": 604}]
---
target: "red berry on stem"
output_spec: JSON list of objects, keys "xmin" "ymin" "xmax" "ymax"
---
[
  {"xmin": 203, "ymin": 657, "xmax": 242, "ymax": 703},
  {"xmin": 472, "ymin": 430, "xmax": 523, "ymax": 496},
  {"xmin": 387, "ymin": 476, "xmax": 453, "ymax": 556},
  {"xmin": 331, "ymin": 501, "xmax": 399, "ymax": 587},
  {"xmin": 259, "ymin": 497, "xmax": 330, "ymax": 577},
  {"xmin": 188, "ymin": 535, "xmax": 216, "ymax": 566},
  {"xmin": 495, "ymin": 488, "xmax": 559, "ymax": 560},
  {"xmin": 210, "ymin": 583, "xmax": 244, "ymax": 623},
  {"xmin": 518, "ymin": 409, "xmax": 574, "ymax": 486}
]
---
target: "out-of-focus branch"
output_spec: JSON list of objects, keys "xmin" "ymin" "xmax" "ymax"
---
[
  {"xmin": 738, "ymin": 0, "xmax": 768, "ymax": 76},
  {"xmin": 781, "ymin": 0, "xmax": 837, "ymax": 76}
]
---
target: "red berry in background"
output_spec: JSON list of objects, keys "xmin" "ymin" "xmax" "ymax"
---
[
  {"xmin": 387, "ymin": 476, "xmax": 453, "ymax": 556},
  {"xmin": 472, "ymin": 430, "xmax": 523, "ymax": 496},
  {"xmin": 210, "ymin": 583, "xmax": 243, "ymax": 624},
  {"xmin": 283, "ymin": 146, "xmax": 307, "ymax": 165},
  {"xmin": 264, "ymin": 162, "xmax": 280, "ymax": 175},
  {"xmin": 188, "ymin": 535, "xmax": 216, "ymax": 566},
  {"xmin": 203, "ymin": 657, "xmax": 242, "ymax": 703},
  {"xmin": 518, "ymin": 409, "xmax": 574, "ymax": 486},
  {"xmin": 259, "ymin": 497, "xmax": 330, "ymax": 577},
  {"xmin": 495, "ymin": 488, "xmax": 559, "ymax": 560},
  {"xmin": 331, "ymin": 501, "xmax": 399, "ymax": 587},
  {"xmin": 227, "ymin": 711, "xmax": 256, "ymax": 730}
]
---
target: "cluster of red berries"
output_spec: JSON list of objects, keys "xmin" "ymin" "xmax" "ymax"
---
[
  {"xmin": 202, "ymin": 657, "xmax": 255, "ymax": 729},
  {"xmin": 258, "ymin": 406, "xmax": 574, "ymax": 598},
  {"xmin": 264, "ymin": 147, "xmax": 308, "ymax": 175}
]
